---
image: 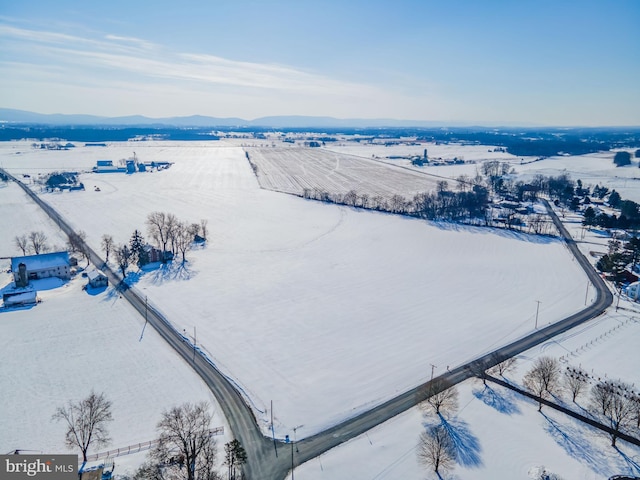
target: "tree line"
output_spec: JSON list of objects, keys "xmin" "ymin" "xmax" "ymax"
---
[
  {"xmin": 52, "ymin": 392, "xmax": 246, "ymax": 480},
  {"xmin": 296, "ymin": 164, "xmax": 580, "ymax": 235},
  {"xmin": 101, "ymin": 212, "xmax": 208, "ymax": 277},
  {"xmin": 416, "ymin": 355, "xmax": 640, "ymax": 477}
]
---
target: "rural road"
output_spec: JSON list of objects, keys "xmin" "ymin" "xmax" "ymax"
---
[{"xmin": 4, "ymin": 169, "xmax": 613, "ymax": 479}]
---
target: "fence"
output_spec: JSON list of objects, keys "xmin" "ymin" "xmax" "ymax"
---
[{"xmin": 86, "ymin": 427, "xmax": 224, "ymax": 461}]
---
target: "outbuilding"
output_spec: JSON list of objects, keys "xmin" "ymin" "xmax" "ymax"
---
[
  {"xmin": 2, "ymin": 288, "xmax": 37, "ymax": 307},
  {"xmin": 86, "ymin": 269, "xmax": 108, "ymax": 288}
]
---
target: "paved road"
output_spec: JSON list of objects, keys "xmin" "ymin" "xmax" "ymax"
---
[{"xmin": 5, "ymin": 169, "xmax": 613, "ymax": 479}]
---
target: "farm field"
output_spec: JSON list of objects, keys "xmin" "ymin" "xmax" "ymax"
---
[
  {"xmin": 323, "ymin": 141, "xmax": 640, "ymax": 204},
  {"xmin": 1, "ymin": 141, "xmax": 591, "ymax": 439},
  {"xmin": 247, "ymin": 146, "xmax": 446, "ymax": 198},
  {"xmin": 287, "ymin": 198, "xmax": 640, "ymax": 480},
  {"xmin": 1, "ymin": 139, "xmax": 638, "ymax": 479}
]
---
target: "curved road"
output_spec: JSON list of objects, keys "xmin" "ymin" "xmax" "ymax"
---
[{"xmin": 4, "ymin": 169, "xmax": 613, "ymax": 479}]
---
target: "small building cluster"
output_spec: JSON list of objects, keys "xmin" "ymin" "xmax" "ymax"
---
[
  {"xmin": 2, "ymin": 251, "xmax": 108, "ymax": 308},
  {"xmin": 93, "ymin": 153, "xmax": 172, "ymax": 174}
]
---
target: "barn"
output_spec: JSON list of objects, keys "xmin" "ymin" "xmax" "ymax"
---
[{"xmin": 11, "ymin": 251, "xmax": 71, "ymax": 286}]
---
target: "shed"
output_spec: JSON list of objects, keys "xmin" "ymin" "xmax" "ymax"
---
[
  {"xmin": 3, "ymin": 287, "xmax": 37, "ymax": 307},
  {"xmin": 87, "ymin": 269, "xmax": 108, "ymax": 288}
]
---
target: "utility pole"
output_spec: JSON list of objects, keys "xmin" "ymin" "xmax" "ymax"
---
[
  {"xmin": 271, "ymin": 400, "xmax": 278, "ymax": 457},
  {"xmin": 430, "ymin": 364, "xmax": 437, "ymax": 382},
  {"xmin": 535, "ymin": 300, "xmax": 541, "ymax": 329},
  {"xmin": 193, "ymin": 326, "xmax": 197, "ymax": 362},
  {"xmin": 291, "ymin": 438, "xmax": 295, "ymax": 480}
]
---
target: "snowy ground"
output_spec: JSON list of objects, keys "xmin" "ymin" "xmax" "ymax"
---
[
  {"xmin": 0, "ymin": 141, "xmax": 591, "ymax": 437},
  {"xmin": 1, "ymin": 140, "xmax": 638, "ymax": 479},
  {"xmin": 0, "ymin": 167, "xmax": 230, "ymax": 477},
  {"xmin": 286, "ymin": 193, "xmax": 640, "ymax": 480}
]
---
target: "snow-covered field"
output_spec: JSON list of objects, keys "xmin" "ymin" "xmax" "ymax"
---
[
  {"xmin": 247, "ymin": 146, "xmax": 444, "ymax": 197},
  {"xmin": 0, "ymin": 182, "xmax": 229, "ymax": 476},
  {"xmin": 324, "ymin": 141, "xmax": 640, "ymax": 203},
  {"xmin": 1, "ymin": 139, "xmax": 638, "ymax": 479}
]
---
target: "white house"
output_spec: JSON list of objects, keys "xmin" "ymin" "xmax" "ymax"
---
[
  {"xmin": 86, "ymin": 269, "xmax": 108, "ymax": 288},
  {"xmin": 11, "ymin": 251, "xmax": 71, "ymax": 286}
]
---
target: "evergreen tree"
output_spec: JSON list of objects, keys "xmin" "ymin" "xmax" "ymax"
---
[
  {"xmin": 613, "ymin": 151, "xmax": 631, "ymax": 167},
  {"xmin": 608, "ymin": 190, "xmax": 622, "ymax": 208},
  {"xmin": 130, "ymin": 230, "xmax": 148, "ymax": 266},
  {"xmin": 582, "ymin": 206, "xmax": 596, "ymax": 226}
]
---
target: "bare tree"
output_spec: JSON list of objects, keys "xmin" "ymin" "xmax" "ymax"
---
[
  {"xmin": 590, "ymin": 380, "xmax": 635, "ymax": 447},
  {"xmin": 150, "ymin": 402, "xmax": 220, "ymax": 480},
  {"xmin": 343, "ymin": 190, "xmax": 358, "ymax": 206},
  {"xmin": 488, "ymin": 356, "xmax": 517, "ymax": 378},
  {"xmin": 417, "ymin": 425, "xmax": 456, "ymax": 476},
  {"xmin": 14, "ymin": 234, "xmax": 28, "ymax": 255},
  {"xmin": 114, "ymin": 244, "xmax": 132, "ymax": 278},
  {"xmin": 165, "ymin": 213, "xmax": 179, "ymax": 256},
  {"xmin": 200, "ymin": 220, "xmax": 208, "ymax": 240},
  {"xmin": 523, "ymin": 356, "xmax": 561, "ymax": 411},
  {"xmin": 419, "ymin": 379, "xmax": 459, "ymax": 417},
  {"xmin": 52, "ymin": 391, "xmax": 113, "ymax": 462},
  {"xmin": 28, "ymin": 230, "xmax": 49, "ymax": 254},
  {"xmin": 67, "ymin": 230, "xmax": 89, "ymax": 266},
  {"xmin": 101, "ymin": 234, "xmax": 114, "ymax": 262},
  {"xmin": 189, "ymin": 223, "xmax": 201, "ymax": 238},
  {"xmin": 146, "ymin": 212, "xmax": 170, "ymax": 257},
  {"xmin": 174, "ymin": 221, "xmax": 193, "ymax": 263},
  {"xmin": 389, "ymin": 194, "xmax": 407, "ymax": 214},
  {"xmin": 563, "ymin": 366, "xmax": 589, "ymax": 403},
  {"xmin": 630, "ymin": 393, "xmax": 640, "ymax": 432}
]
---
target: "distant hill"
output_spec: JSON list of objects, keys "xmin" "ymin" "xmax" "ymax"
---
[{"xmin": 0, "ymin": 108, "xmax": 451, "ymax": 128}]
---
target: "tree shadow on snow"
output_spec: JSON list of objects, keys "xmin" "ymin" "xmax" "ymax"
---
[
  {"xmin": 428, "ymin": 220, "xmax": 557, "ymax": 244},
  {"xmin": 148, "ymin": 261, "xmax": 196, "ymax": 285},
  {"xmin": 124, "ymin": 270, "xmax": 144, "ymax": 286},
  {"xmin": 473, "ymin": 385, "xmax": 521, "ymax": 415},
  {"xmin": 541, "ymin": 412, "xmax": 611, "ymax": 476},
  {"xmin": 614, "ymin": 446, "xmax": 640, "ymax": 476},
  {"xmin": 423, "ymin": 415, "xmax": 483, "ymax": 469}
]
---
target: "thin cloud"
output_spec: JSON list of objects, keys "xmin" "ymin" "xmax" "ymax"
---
[{"xmin": 0, "ymin": 24, "xmax": 376, "ymax": 97}]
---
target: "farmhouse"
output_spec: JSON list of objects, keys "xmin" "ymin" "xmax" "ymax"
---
[
  {"xmin": 11, "ymin": 251, "xmax": 71, "ymax": 286},
  {"xmin": 86, "ymin": 269, "xmax": 108, "ymax": 288}
]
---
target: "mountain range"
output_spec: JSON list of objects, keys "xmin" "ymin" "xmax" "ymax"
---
[
  {"xmin": 0, "ymin": 108, "xmax": 454, "ymax": 129},
  {"xmin": 0, "ymin": 108, "xmax": 458, "ymax": 128}
]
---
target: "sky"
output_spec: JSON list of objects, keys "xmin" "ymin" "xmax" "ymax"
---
[{"xmin": 0, "ymin": 0, "xmax": 639, "ymax": 125}]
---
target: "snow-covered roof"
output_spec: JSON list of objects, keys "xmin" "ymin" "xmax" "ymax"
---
[
  {"xmin": 86, "ymin": 269, "xmax": 106, "ymax": 281},
  {"xmin": 11, "ymin": 251, "xmax": 70, "ymax": 272},
  {"xmin": 3, "ymin": 290, "xmax": 37, "ymax": 305}
]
